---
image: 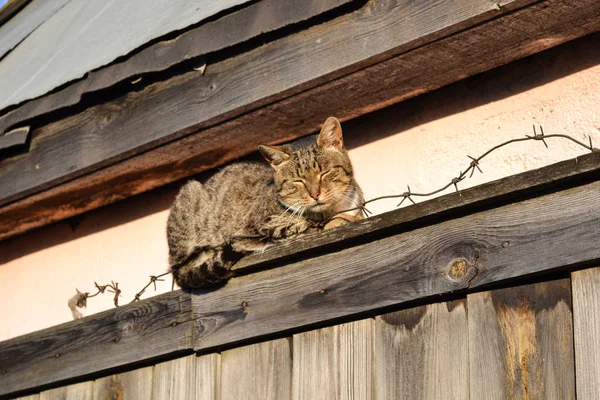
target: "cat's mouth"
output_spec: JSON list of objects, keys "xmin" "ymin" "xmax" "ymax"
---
[{"xmin": 309, "ymin": 201, "xmax": 328, "ymax": 212}]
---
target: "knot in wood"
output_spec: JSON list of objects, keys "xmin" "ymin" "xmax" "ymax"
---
[
  {"xmin": 448, "ymin": 258, "xmax": 469, "ymax": 280},
  {"xmin": 446, "ymin": 258, "xmax": 479, "ymax": 287}
]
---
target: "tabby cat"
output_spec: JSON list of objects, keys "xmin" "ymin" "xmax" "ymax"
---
[{"xmin": 167, "ymin": 117, "xmax": 364, "ymax": 289}]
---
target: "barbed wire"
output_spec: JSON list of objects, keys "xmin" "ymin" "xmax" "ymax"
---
[
  {"xmin": 68, "ymin": 126, "xmax": 598, "ymax": 318},
  {"xmin": 321, "ymin": 126, "xmax": 598, "ymax": 225},
  {"xmin": 68, "ymin": 272, "xmax": 171, "ymax": 319}
]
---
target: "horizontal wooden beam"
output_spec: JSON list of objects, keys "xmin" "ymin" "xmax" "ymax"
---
[
  {"xmin": 0, "ymin": 0, "xmax": 358, "ymax": 134},
  {"xmin": 0, "ymin": 290, "xmax": 193, "ymax": 397},
  {"xmin": 0, "ymin": 0, "xmax": 258, "ymax": 111},
  {"xmin": 1, "ymin": 0, "xmax": 599, "ymax": 242},
  {"xmin": 0, "ymin": 154, "xmax": 599, "ymax": 397},
  {"xmin": 192, "ymin": 166, "xmax": 600, "ymax": 351},
  {"xmin": 1, "ymin": 0, "xmax": 532, "ymax": 207},
  {"xmin": 233, "ymin": 151, "xmax": 600, "ymax": 273}
]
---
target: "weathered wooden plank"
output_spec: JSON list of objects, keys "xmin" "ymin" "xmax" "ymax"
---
[
  {"xmin": 468, "ymin": 279, "xmax": 575, "ymax": 399},
  {"xmin": 0, "ymin": 0, "xmax": 251, "ymax": 110},
  {"xmin": 0, "ymin": 290, "xmax": 193, "ymax": 398},
  {"xmin": 0, "ymin": 0, "xmax": 68, "ymax": 60},
  {"xmin": 92, "ymin": 367, "xmax": 153, "ymax": 400},
  {"xmin": 2, "ymin": 158, "xmax": 599, "ymax": 397},
  {"xmin": 292, "ymin": 319, "xmax": 373, "ymax": 400},
  {"xmin": 0, "ymin": 0, "xmax": 521, "ymax": 206},
  {"xmin": 235, "ymin": 150, "xmax": 600, "ymax": 274},
  {"xmin": 39, "ymin": 382, "xmax": 93, "ymax": 400},
  {"xmin": 153, "ymin": 354, "xmax": 220, "ymax": 400},
  {"xmin": 0, "ymin": 125, "xmax": 29, "ymax": 154},
  {"xmin": 14, "ymin": 395, "xmax": 40, "ymax": 400},
  {"xmin": 221, "ymin": 338, "xmax": 292, "ymax": 400},
  {"xmin": 0, "ymin": 0, "xmax": 358, "ymax": 135},
  {"xmin": 192, "ymin": 178, "xmax": 600, "ymax": 351},
  {"xmin": 1, "ymin": 0, "xmax": 598, "ymax": 241},
  {"xmin": 572, "ymin": 267, "xmax": 600, "ymax": 399},
  {"xmin": 373, "ymin": 300, "xmax": 468, "ymax": 400}
]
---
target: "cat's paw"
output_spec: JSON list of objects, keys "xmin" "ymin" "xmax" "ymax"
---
[{"xmin": 323, "ymin": 217, "xmax": 350, "ymax": 230}]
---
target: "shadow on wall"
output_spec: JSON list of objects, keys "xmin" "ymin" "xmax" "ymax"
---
[{"xmin": 1, "ymin": 32, "xmax": 599, "ymax": 264}]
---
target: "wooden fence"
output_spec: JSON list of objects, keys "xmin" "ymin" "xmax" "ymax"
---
[{"xmin": 2, "ymin": 151, "xmax": 600, "ymax": 399}]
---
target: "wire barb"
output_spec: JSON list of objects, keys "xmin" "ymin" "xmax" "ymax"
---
[
  {"xmin": 323, "ymin": 126, "xmax": 597, "ymax": 225},
  {"xmin": 72, "ymin": 126, "xmax": 598, "ymax": 316},
  {"xmin": 397, "ymin": 185, "xmax": 415, "ymax": 206},
  {"xmin": 451, "ymin": 174, "xmax": 464, "ymax": 193},
  {"xmin": 526, "ymin": 125, "xmax": 548, "ymax": 148},
  {"xmin": 467, "ymin": 155, "xmax": 483, "ymax": 178}
]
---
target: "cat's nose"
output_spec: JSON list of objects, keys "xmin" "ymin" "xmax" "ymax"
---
[{"xmin": 310, "ymin": 192, "xmax": 320, "ymax": 200}]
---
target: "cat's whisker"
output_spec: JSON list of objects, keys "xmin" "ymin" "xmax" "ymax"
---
[
  {"xmin": 167, "ymin": 116, "xmax": 363, "ymax": 290},
  {"xmin": 282, "ymin": 202, "xmax": 303, "ymax": 231}
]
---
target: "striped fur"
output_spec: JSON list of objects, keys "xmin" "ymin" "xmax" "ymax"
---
[{"xmin": 167, "ymin": 117, "xmax": 364, "ymax": 289}]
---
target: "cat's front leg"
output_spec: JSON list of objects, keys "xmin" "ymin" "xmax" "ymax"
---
[
  {"xmin": 283, "ymin": 218, "xmax": 318, "ymax": 238},
  {"xmin": 323, "ymin": 213, "xmax": 361, "ymax": 230},
  {"xmin": 230, "ymin": 236, "xmax": 273, "ymax": 253}
]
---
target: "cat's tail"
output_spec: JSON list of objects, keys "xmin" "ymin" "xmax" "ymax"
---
[{"xmin": 171, "ymin": 244, "xmax": 242, "ymax": 289}]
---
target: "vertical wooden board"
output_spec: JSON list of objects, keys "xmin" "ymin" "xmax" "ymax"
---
[
  {"xmin": 39, "ymin": 381, "xmax": 93, "ymax": 400},
  {"xmin": 92, "ymin": 367, "xmax": 153, "ymax": 400},
  {"xmin": 468, "ymin": 279, "xmax": 575, "ymax": 399},
  {"xmin": 373, "ymin": 300, "xmax": 468, "ymax": 400},
  {"xmin": 153, "ymin": 354, "xmax": 220, "ymax": 400},
  {"xmin": 221, "ymin": 338, "xmax": 292, "ymax": 400},
  {"xmin": 572, "ymin": 267, "xmax": 600, "ymax": 400},
  {"xmin": 15, "ymin": 395, "xmax": 39, "ymax": 400},
  {"xmin": 292, "ymin": 318, "xmax": 373, "ymax": 400}
]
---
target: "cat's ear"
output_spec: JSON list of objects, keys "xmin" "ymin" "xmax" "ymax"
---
[
  {"xmin": 258, "ymin": 145, "xmax": 290, "ymax": 169},
  {"xmin": 317, "ymin": 117, "xmax": 343, "ymax": 150}
]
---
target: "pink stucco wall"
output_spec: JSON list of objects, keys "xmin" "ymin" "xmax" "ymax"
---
[{"xmin": 1, "ymin": 35, "xmax": 599, "ymax": 341}]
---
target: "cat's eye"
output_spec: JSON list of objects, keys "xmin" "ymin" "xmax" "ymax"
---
[
  {"xmin": 294, "ymin": 180, "xmax": 309, "ymax": 190},
  {"xmin": 320, "ymin": 170, "xmax": 333, "ymax": 181}
]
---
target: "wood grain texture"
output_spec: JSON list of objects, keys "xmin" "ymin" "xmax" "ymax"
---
[
  {"xmin": 221, "ymin": 338, "xmax": 292, "ymax": 400},
  {"xmin": 2, "ymin": 0, "xmax": 599, "ymax": 241},
  {"xmin": 572, "ymin": 267, "xmax": 600, "ymax": 400},
  {"xmin": 0, "ymin": 0, "xmax": 251, "ymax": 110},
  {"xmin": 153, "ymin": 354, "xmax": 220, "ymax": 400},
  {"xmin": 0, "ymin": 0, "xmax": 68, "ymax": 60},
  {"xmin": 0, "ymin": 125, "xmax": 29, "ymax": 152},
  {"xmin": 468, "ymin": 280, "xmax": 575, "ymax": 399},
  {"xmin": 192, "ymin": 178, "xmax": 600, "ymax": 352},
  {"xmin": 14, "ymin": 395, "xmax": 40, "ymax": 400},
  {"xmin": 234, "ymin": 151, "xmax": 600, "ymax": 274},
  {"xmin": 39, "ymin": 382, "xmax": 93, "ymax": 400},
  {"xmin": 0, "ymin": 290, "xmax": 193, "ymax": 397},
  {"xmin": 3, "ymin": 162, "xmax": 600, "ymax": 397},
  {"xmin": 373, "ymin": 301, "xmax": 468, "ymax": 400},
  {"xmin": 92, "ymin": 367, "xmax": 153, "ymax": 400},
  {"xmin": 292, "ymin": 319, "xmax": 373, "ymax": 400},
  {"xmin": 0, "ymin": 0, "xmax": 517, "ymax": 206},
  {"xmin": 0, "ymin": 0, "xmax": 357, "ymax": 135}
]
